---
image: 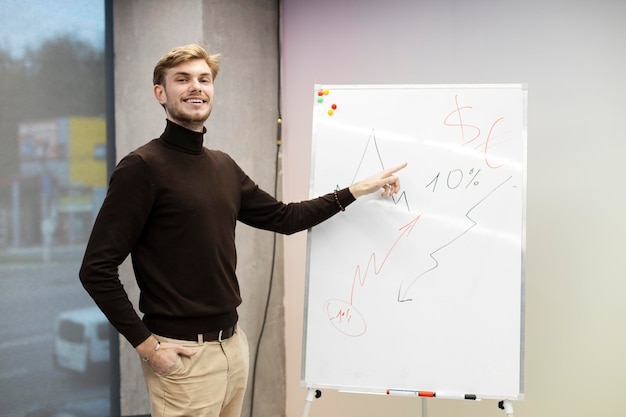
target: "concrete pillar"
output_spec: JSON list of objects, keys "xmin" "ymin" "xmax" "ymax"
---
[{"xmin": 113, "ymin": 1, "xmax": 283, "ymax": 415}]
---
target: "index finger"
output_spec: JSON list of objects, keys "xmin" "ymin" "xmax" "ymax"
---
[{"xmin": 384, "ymin": 162, "xmax": 408, "ymax": 175}]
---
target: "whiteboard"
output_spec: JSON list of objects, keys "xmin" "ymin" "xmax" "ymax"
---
[{"xmin": 303, "ymin": 84, "xmax": 526, "ymax": 400}]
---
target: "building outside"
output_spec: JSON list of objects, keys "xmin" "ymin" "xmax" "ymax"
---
[{"xmin": 0, "ymin": 117, "xmax": 106, "ymax": 257}]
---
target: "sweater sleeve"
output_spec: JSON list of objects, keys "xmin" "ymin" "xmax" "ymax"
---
[
  {"xmin": 237, "ymin": 172, "xmax": 356, "ymax": 235},
  {"xmin": 79, "ymin": 154, "xmax": 155, "ymax": 347}
]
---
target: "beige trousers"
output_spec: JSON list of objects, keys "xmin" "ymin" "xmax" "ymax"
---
[{"xmin": 141, "ymin": 328, "xmax": 249, "ymax": 417}]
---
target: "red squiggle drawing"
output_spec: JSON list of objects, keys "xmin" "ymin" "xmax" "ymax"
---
[
  {"xmin": 324, "ymin": 215, "xmax": 421, "ymax": 336},
  {"xmin": 444, "ymin": 94, "xmax": 506, "ymax": 169},
  {"xmin": 444, "ymin": 95, "xmax": 481, "ymax": 144},
  {"xmin": 480, "ymin": 117, "xmax": 505, "ymax": 169}
]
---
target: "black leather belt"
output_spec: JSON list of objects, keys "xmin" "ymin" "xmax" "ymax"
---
[
  {"xmin": 155, "ymin": 325, "xmax": 237, "ymax": 343},
  {"xmin": 195, "ymin": 325, "xmax": 236, "ymax": 343}
]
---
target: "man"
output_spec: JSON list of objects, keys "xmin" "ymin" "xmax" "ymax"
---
[{"xmin": 79, "ymin": 44, "xmax": 406, "ymax": 417}]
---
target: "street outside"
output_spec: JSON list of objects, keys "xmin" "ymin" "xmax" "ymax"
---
[{"xmin": 0, "ymin": 253, "xmax": 110, "ymax": 417}]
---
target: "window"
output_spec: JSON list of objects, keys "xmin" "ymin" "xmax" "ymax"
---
[{"xmin": 0, "ymin": 1, "xmax": 112, "ymax": 416}]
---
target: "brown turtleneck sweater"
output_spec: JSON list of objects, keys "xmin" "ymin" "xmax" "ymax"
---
[{"xmin": 79, "ymin": 120, "xmax": 355, "ymax": 347}]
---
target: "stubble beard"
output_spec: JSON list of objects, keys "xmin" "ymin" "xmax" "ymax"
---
[{"xmin": 167, "ymin": 104, "xmax": 212, "ymax": 130}]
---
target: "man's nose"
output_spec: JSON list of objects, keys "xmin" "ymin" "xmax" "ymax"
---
[{"xmin": 189, "ymin": 79, "xmax": 202, "ymax": 92}]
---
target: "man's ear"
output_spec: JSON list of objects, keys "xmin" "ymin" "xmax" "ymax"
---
[{"xmin": 154, "ymin": 84, "xmax": 166, "ymax": 104}]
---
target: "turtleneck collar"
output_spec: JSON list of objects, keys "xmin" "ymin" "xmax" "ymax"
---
[{"xmin": 159, "ymin": 119, "xmax": 206, "ymax": 155}]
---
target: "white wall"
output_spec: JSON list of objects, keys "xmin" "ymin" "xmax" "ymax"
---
[{"xmin": 281, "ymin": 1, "xmax": 626, "ymax": 416}]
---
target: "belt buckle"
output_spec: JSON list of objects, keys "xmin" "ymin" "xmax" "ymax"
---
[{"xmin": 218, "ymin": 329, "xmax": 224, "ymax": 343}]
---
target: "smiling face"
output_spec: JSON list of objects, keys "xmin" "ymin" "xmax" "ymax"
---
[{"xmin": 153, "ymin": 59, "xmax": 215, "ymax": 132}]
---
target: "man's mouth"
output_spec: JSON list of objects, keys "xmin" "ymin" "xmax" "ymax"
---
[{"xmin": 184, "ymin": 99, "xmax": 206, "ymax": 104}]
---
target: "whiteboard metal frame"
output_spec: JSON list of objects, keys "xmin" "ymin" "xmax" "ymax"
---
[{"xmin": 302, "ymin": 83, "xmax": 528, "ymax": 402}]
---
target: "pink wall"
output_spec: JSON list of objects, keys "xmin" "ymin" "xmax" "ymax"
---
[{"xmin": 281, "ymin": 1, "xmax": 626, "ymax": 416}]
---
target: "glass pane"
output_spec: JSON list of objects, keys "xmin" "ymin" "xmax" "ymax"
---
[{"xmin": 0, "ymin": 1, "xmax": 110, "ymax": 416}]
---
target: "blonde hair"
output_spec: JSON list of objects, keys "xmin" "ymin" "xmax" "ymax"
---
[{"xmin": 153, "ymin": 44, "xmax": 221, "ymax": 85}]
